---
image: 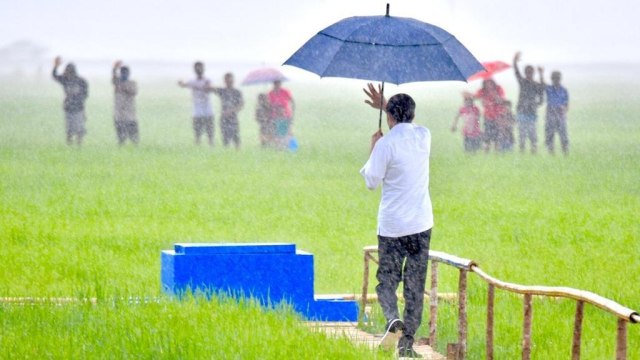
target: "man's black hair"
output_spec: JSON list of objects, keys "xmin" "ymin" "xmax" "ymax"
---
[{"xmin": 386, "ymin": 93, "xmax": 415, "ymax": 123}]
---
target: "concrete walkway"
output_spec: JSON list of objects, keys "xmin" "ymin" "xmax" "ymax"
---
[{"xmin": 307, "ymin": 322, "xmax": 445, "ymax": 359}]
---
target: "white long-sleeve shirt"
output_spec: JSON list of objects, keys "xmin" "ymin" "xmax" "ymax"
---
[
  {"xmin": 185, "ymin": 78, "xmax": 213, "ymax": 118},
  {"xmin": 360, "ymin": 122, "xmax": 434, "ymax": 237}
]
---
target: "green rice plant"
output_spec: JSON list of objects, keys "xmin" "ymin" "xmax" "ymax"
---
[{"xmin": 0, "ymin": 293, "xmax": 390, "ymax": 359}]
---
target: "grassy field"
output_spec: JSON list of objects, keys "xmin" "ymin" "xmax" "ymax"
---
[{"xmin": 0, "ymin": 69, "xmax": 638, "ymax": 359}]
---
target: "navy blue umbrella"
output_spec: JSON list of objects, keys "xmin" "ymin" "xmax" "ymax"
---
[{"xmin": 284, "ymin": 4, "xmax": 484, "ymax": 128}]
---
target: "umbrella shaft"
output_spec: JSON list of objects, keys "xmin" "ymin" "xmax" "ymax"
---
[{"xmin": 378, "ymin": 82, "xmax": 385, "ymax": 130}]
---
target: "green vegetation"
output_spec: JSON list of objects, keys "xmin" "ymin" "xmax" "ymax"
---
[
  {"xmin": 0, "ymin": 73, "xmax": 638, "ymax": 359},
  {"xmin": 0, "ymin": 294, "xmax": 385, "ymax": 359}
]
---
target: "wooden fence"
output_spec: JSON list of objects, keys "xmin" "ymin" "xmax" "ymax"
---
[{"xmin": 360, "ymin": 246, "xmax": 639, "ymax": 360}]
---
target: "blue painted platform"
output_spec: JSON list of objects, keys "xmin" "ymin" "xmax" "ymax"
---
[{"xmin": 161, "ymin": 243, "xmax": 358, "ymax": 321}]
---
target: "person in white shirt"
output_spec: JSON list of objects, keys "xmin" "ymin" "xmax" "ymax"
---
[
  {"xmin": 178, "ymin": 62, "xmax": 215, "ymax": 146},
  {"xmin": 360, "ymin": 83, "xmax": 433, "ymax": 358}
]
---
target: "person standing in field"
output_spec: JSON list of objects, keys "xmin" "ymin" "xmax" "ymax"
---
[
  {"xmin": 451, "ymin": 92, "xmax": 482, "ymax": 153},
  {"xmin": 255, "ymin": 93, "xmax": 273, "ymax": 147},
  {"xmin": 513, "ymin": 52, "xmax": 544, "ymax": 154},
  {"xmin": 112, "ymin": 61, "xmax": 139, "ymax": 145},
  {"xmin": 267, "ymin": 80, "xmax": 295, "ymax": 149},
  {"xmin": 178, "ymin": 62, "xmax": 214, "ymax": 146},
  {"xmin": 475, "ymin": 78, "xmax": 506, "ymax": 153},
  {"xmin": 496, "ymin": 100, "xmax": 516, "ymax": 152},
  {"xmin": 360, "ymin": 83, "xmax": 433, "ymax": 358},
  {"xmin": 208, "ymin": 73, "xmax": 244, "ymax": 149},
  {"xmin": 52, "ymin": 56, "xmax": 89, "ymax": 146},
  {"xmin": 540, "ymin": 68, "xmax": 570, "ymax": 155}
]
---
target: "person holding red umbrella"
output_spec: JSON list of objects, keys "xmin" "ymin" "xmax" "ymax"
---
[{"xmin": 268, "ymin": 80, "xmax": 295, "ymax": 150}]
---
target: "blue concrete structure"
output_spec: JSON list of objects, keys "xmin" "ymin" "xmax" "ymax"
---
[{"xmin": 161, "ymin": 243, "xmax": 358, "ymax": 321}]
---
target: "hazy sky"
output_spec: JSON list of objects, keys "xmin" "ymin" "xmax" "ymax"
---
[{"xmin": 1, "ymin": 0, "xmax": 639, "ymax": 67}]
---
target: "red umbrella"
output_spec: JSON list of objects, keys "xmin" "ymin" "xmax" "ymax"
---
[
  {"xmin": 467, "ymin": 61, "xmax": 510, "ymax": 81},
  {"xmin": 242, "ymin": 68, "xmax": 288, "ymax": 85}
]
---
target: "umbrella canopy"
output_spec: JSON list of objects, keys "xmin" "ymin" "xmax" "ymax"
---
[
  {"xmin": 242, "ymin": 68, "xmax": 288, "ymax": 85},
  {"xmin": 283, "ymin": 6, "xmax": 484, "ymax": 85},
  {"xmin": 467, "ymin": 61, "xmax": 511, "ymax": 81}
]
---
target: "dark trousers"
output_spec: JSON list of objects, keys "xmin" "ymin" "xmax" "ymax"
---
[
  {"xmin": 376, "ymin": 229, "xmax": 432, "ymax": 347},
  {"xmin": 115, "ymin": 121, "xmax": 139, "ymax": 145},
  {"xmin": 545, "ymin": 108, "xmax": 569, "ymax": 154},
  {"xmin": 221, "ymin": 116, "xmax": 240, "ymax": 147},
  {"xmin": 193, "ymin": 116, "xmax": 214, "ymax": 145}
]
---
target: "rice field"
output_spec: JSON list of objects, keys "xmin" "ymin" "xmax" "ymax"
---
[{"xmin": 0, "ymin": 67, "xmax": 638, "ymax": 359}]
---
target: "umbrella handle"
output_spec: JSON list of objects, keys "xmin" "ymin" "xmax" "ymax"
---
[{"xmin": 378, "ymin": 82, "xmax": 385, "ymax": 130}]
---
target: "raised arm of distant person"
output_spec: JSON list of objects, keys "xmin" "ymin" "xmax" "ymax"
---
[
  {"xmin": 538, "ymin": 66, "xmax": 546, "ymax": 86},
  {"xmin": 537, "ymin": 66, "xmax": 546, "ymax": 106},
  {"xmin": 215, "ymin": 88, "xmax": 245, "ymax": 117},
  {"xmin": 179, "ymin": 78, "xmax": 209, "ymax": 89},
  {"xmin": 52, "ymin": 56, "xmax": 63, "ymax": 82},
  {"xmin": 112, "ymin": 60, "xmax": 122, "ymax": 85},
  {"xmin": 513, "ymin": 51, "xmax": 523, "ymax": 81}
]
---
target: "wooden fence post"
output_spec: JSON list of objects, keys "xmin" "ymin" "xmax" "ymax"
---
[
  {"xmin": 360, "ymin": 250, "xmax": 370, "ymax": 322},
  {"xmin": 571, "ymin": 300, "xmax": 584, "ymax": 360},
  {"xmin": 429, "ymin": 261, "xmax": 439, "ymax": 349},
  {"xmin": 458, "ymin": 269, "xmax": 468, "ymax": 360},
  {"xmin": 616, "ymin": 318, "xmax": 627, "ymax": 360},
  {"xmin": 522, "ymin": 294, "xmax": 533, "ymax": 360},
  {"xmin": 487, "ymin": 284, "xmax": 495, "ymax": 360}
]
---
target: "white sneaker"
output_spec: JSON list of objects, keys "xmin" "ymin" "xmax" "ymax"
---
[{"xmin": 379, "ymin": 319, "xmax": 404, "ymax": 351}]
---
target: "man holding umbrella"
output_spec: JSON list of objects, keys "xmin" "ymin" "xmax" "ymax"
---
[
  {"xmin": 360, "ymin": 84, "xmax": 433, "ymax": 358},
  {"xmin": 285, "ymin": 6, "xmax": 481, "ymax": 357}
]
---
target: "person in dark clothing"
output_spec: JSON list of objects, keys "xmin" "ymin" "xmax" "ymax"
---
[
  {"xmin": 513, "ymin": 52, "xmax": 544, "ymax": 154},
  {"xmin": 255, "ymin": 93, "xmax": 273, "ymax": 147},
  {"xmin": 540, "ymin": 68, "xmax": 570, "ymax": 155},
  {"xmin": 52, "ymin": 56, "xmax": 89, "ymax": 146},
  {"xmin": 208, "ymin": 73, "xmax": 244, "ymax": 149}
]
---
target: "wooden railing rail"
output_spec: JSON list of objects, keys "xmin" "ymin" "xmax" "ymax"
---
[
  {"xmin": 471, "ymin": 266, "xmax": 639, "ymax": 322},
  {"xmin": 361, "ymin": 247, "xmax": 638, "ymax": 360}
]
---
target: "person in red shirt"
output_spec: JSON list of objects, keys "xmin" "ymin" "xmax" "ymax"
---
[
  {"xmin": 475, "ymin": 79, "xmax": 506, "ymax": 153},
  {"xmin": 267, "ymin": 80, "xmax": 295, "ymax": 149},
  {"xmin": 451, "ymin": 92, "xmax": 482, "ymax": 152}
]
